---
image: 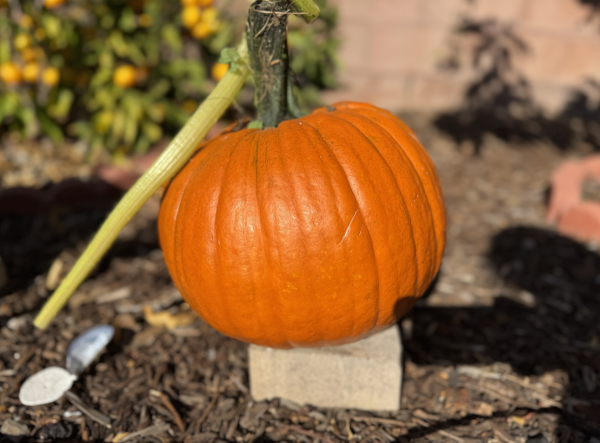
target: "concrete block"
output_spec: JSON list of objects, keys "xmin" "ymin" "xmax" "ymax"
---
[{"xmin": 249, "ymin": 326, "xmax": 402, "ymax": 411}]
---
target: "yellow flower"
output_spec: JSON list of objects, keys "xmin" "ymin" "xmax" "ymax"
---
[
  {"xmin": 182, "ymin": 6, "xmax": 202, "ymax": 29},
  {"xmin": 41, "ymin": 67, "xmax": 60, "ymax": 87},
  {"xmin": 211, "ymin": 62, "xmax": 228, "ymax": 81},
  {"xmin": 22, "ymin": 63, "xmax": 40, "ymax": 83},
  {"xmin": 113, "ymin": 65, "xmax": 137, "ymax": 88},
  {"xmin": 0, "ymin": 62, "xmax": 22, "ymax": 85}
]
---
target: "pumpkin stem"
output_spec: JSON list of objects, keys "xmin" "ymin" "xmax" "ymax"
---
[{"xmin": 247, "ymin": 0, "xmax": 307, "ymax": 128}]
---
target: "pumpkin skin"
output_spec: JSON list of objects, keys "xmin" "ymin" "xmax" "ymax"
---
[{"xmin": 158, "ymin": 102, "xmax": 446, "ymax": 349}]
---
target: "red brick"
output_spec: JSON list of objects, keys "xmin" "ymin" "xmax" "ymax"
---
[
  {"xmin": 530, "ymin": 83, "xmax": 572, "ymax": 114},
  {"xmin": 322, "ymin": 72, "xmax": 376, "ymax": 105},
  {"xmin": 369, "ymin": 0, "xmax": 424, "ymax": 24},
  {"xmin": 329, "ymin": 0, "xmax": 371, "ymax": 21},
  {"xmin": 470, "ymin": 0, "xmax": 527, "ymax": 22},
  {"xmin": 519, "ymin": 0, "xmax": 590, "ymax": 31},
  {"xmin": 331, "ymin": 0, "xmax": 424, "ymax": 24},
  {"xmin": 369, "ymin": 24, "xmax": 447, "ymax": 74},
  {"xmin": 336, "ymin": 21, "xmax": 370, "ymax": 71},
  {"xmin": 422, "ymin": 0, "xmax": 470, "ymax": 25},
  {"xmin": 517, "ymin": 33, "xmax": 568, "ymax": 82},
  {"xmin": 404, "ymin": 74, "xmax": 466, "ymax": 111},
  {"xmin": 558, "ymin": 202, "xmax": 600, "ymax": 244},
  {"xmin": 557, "ymin": 38, "xmax": 600, "ymax": 83},
  {"xmin": 370, "ymin": 73, "xmax": 413, "ymax": 111}
]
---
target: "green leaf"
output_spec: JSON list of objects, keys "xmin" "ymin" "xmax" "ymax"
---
[
  {"xmin": 123, "ymin": 114, "xmax": 138, "ymax": 146},
  {"xmin": 248, "ymin": 120, "xmax": 264, "ymax": 130},
  {"xmin": 0, "ymin": 39, "xmax": 10, "ymax": 64},
  {"xmin": 119, "ymin": 8, "xmax": 138, "ymax": 33},
  {"xmin": 134, "ymin": 135, "xmax": 151, "ymax": 155},
  {"xmin": 161, "ymin": 24, "xmax": 183, "ymax": 54},
  {"xmin": 219, "ymin": 47, "xmax": 242, "ymax": 72},
  {"xmin": 109, "ymin": 31, "xmax": 129, "ymax": 58},
  {"xmin": 37, "ymin": 109, "xmax": 64, "ymax": 144},
  {"xmin": 142, "ymin": 121, "xmax": 162, "ymax": 143},
  {"xmin": 48, "ymin": 89, "xmax": 74, "ymax": 119},
  {"xmin": 148, "ymin": 79, "xmax": 171, "ymax": 99},
  {"xmin": 111, "ymin": 109, "xmax": 126, "ymax": 143}
]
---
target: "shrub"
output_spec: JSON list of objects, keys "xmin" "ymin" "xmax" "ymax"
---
[{"xmin": 0, "ymin": 0, "xmax": 338, "ymax": 159}]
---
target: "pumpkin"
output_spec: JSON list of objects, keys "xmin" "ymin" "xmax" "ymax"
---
[{"xmin": 158, "ymin": 101, "xmax": 446, "ymax": 349}]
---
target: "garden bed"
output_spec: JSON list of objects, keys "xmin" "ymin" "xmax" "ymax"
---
[{"xmin": 1, "ymin": 118, "xmax": 599, "ymax": 443}]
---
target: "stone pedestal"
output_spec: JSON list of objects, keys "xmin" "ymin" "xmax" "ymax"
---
[{"xmin": 248, "ymin": 326, "xmax": 402, "ymax": 411}]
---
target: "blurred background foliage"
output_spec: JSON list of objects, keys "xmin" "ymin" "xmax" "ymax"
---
[{"xmin": 0, "ymin": 0, "xmax": 339, "ymax": 161}]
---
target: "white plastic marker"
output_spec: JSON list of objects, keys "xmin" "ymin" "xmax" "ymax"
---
[{"xmin": 19, "ymin": 325, "xmax": 114, "ymax": 406}]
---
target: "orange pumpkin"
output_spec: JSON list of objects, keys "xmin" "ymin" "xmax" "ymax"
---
[{"xmin": 158, "ymin": 102, "xmax": 446, "ymax": 349}]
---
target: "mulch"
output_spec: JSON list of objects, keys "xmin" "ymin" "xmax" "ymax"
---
[{"xmin": 1, "ymin": 119, "xmax": 599, "ymax": 443}]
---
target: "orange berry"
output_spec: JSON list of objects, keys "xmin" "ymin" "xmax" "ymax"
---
[
  {"xmin": 201, "ymin": 7, "xmax": 218, "ymax": 23},
  {"xmin": 19, "ymin": 15, "xmax": 34, "ymax": 29},
  {"xmin": 182, "ymin": 6, "xmax": 202, "ymax": 29},
  {"xmin": 34, "ymin": 28, "xmax": 46, "ymax": 41},
  {"xmin": 0, "ymin": 62, "xmax": 21, "ymax": 85},
  {"xmin": 44, "ymin": 0, "xmax": 66, "ymax": 9},
  {"xmin": 191, "ymin": 21, "xmax": 212, "ymax": 39},
  {"xmin": 182, "ymin": 100, "xmax": 197, "ymax": 115},
  {"xmin": 138, "ymin": 13, "xmax": 152, "ymax": 27},
  {"xmin": 113, "ymin": 65, "xmax": 137, "ymax": 88},
  {"xmin": 21, "ymin": 47, "xmax": 37, "ymax": 62},
  {"xmin": 22, "ymin": 63, "xmax": 40, "ymax": 83},
  {"xmin": 14, "ymin": 34, "xmax": 32, "ymax": 51},
  {"xmin": 41, "ymin": 67, "xmax": 60, "ymax": 86},
  {"xmin": 34, "ymin": 47, "xmax": 46, "ymax": 60},
  {"xmin": 135, "ymin": 66, "xmax": 149, "ymax": 83},
  {"xmin": 211, "ymin": 62, "xmax": 228, "ymax": 81}
]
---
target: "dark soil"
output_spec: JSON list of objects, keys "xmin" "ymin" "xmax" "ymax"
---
[{"xmin": 1, "ymin": 121, "xmax": 599, "ymax": 443}]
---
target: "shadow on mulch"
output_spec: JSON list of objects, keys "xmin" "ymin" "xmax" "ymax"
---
[
  {"xmin": 0, "ymin": 178, "xmax": 158, "ymax": 300},
  {"xmin": 407, "ymin": 227, "xmax": 600, "ymax": 439},
  {"xmin": 434, "ymin": 17, "xmax": 600, "ymax": 154}
]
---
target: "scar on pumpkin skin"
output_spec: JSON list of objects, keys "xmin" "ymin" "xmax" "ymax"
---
[{"xmin": 339, "ymin": 209, "xmax": 360, "ymax": 244}]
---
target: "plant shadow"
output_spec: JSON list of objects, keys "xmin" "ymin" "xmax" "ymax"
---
[
  {"xmin": 433, "ymin": 17, "xmax": 600, "ymax": 154},
  {"xmin": 0, "ymin": 178, "xmax": 160, "ymax": 299},
  {"xmin": 404, "ymin": 226, "xmax": 600, "ymax": 440}
]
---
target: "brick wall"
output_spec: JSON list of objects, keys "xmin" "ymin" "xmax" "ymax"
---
[{"xmin": 323, "ymin": 0, "xmax": 600, "ymax": 113}]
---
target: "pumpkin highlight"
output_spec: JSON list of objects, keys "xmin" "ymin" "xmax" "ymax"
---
[{"xmin": 158, "ymin": 102, "xmax": 446, "ymax": 349}]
